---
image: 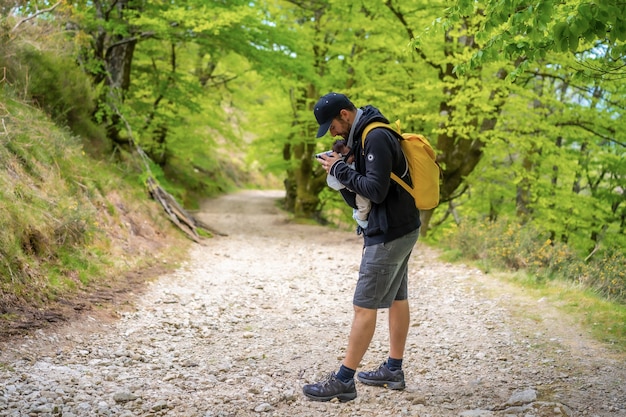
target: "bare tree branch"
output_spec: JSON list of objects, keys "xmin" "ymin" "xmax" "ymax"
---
[{"xmin": 11, "ymin": 1, "xmax": 62, "ymax": 33}]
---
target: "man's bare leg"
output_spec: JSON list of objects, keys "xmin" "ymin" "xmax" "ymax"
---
[
  {"xmin": 342, "ymin": 305, "xmax": 377, "ymax": 370},
  {"xmin": 389, "ymin": 299, "xmax": 410, "ymax": 360},
  {"xmin": 353, "ymin": 299, "xmax": 409, "ymax": 390}
]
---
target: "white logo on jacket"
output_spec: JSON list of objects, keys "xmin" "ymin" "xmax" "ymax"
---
[{"xmin": 367, "ymin": 153, "xmax": 375, "ymax": 162}]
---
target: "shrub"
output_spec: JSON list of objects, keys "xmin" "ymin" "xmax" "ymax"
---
[
  {"xmin": 446, "ymin": 218, "xmax": 626, "ymax": 304},
  {"xmin": 0, "ymin": 24, "xmax": 106, "ymax": 148}
]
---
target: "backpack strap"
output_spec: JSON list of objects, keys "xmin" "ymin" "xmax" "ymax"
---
[
  {"xmin": 361, "ymin": 121, "xmax": 400, "ymax": 144},
  {"xmin": 361, "ymin": 122, "xmax": 412, "ymax": 194}
]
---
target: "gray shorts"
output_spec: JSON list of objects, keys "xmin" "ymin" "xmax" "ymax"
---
[{"xmin": 353, "ymin": 229, "xmax": 419, "ymax": 309}]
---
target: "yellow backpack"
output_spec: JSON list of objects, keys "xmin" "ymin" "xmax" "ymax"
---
[{"xmin": 362, "ymin": 121, "xmax": 441, "ymax": 210}]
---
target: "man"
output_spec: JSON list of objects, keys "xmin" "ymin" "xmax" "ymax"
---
[{"xmin": 303, "ymin": 92, "xmax": 420, "ymax": 402}]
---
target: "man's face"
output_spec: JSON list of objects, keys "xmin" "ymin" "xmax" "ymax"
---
[{"xmin": 329, "ymin": 111, "xmax": 351, "ymax": 139}]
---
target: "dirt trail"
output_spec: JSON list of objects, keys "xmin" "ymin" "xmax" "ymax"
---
[{"xmin": 0, "ymin": 189, "xmax": 624, "ymax": 417}]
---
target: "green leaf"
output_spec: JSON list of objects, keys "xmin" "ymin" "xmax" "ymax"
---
[
  {"xmin": 583, "ymin": 29, "xmax": 597, "ymax": 42},
  {"xmin": 578, "ymin": 3, "xmax": 592, "ymax": 19},
  {"xmin": 553, "ymin": 22, "xmax": 569, "ymax": 40},
  {"xmin": 614, "ymin": 18, "xmax": 626, "ymax": 42},
  {"xmin": 593, "ymin": 20, "xmax": 607, "ymax": 38},
  {"xmin": 568, "ymin": 33, "xmax": 579, "ymax": 52}
]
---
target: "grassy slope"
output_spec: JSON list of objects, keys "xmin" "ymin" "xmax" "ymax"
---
[
  {"xmin": 0, "ymin": 94, "xmax": 191, "ymax": 339},
  {"xmin": 436, "ymin": 248, "xmax": 626, "ymax": 353}
]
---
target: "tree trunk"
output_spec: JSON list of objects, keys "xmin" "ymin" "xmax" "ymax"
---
[
  {"xmin": 419, "ymin": 209, "xmax": 434, "ymax": 237},
  {"xmin": 283, "ymin": 85, "xmax": 328, "ymax": 219},
  {"xmin": 87, "ymin": 0, "xmax": 140, "ymax": 145}
]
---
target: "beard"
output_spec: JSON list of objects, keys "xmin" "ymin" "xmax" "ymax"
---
[{"xmin": 336, "ymin": 120, "xmax": 352, "ymax": 139}]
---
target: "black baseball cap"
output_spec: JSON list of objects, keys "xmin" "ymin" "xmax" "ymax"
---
[{"xmin": 314, "ymin": 92, "xmax": 352, "ymax": 138}]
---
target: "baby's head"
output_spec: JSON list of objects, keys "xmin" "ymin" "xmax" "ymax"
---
[
  {"xmin": 332, "ymin": 139, "xmax": 350, "ymax": 155},
  {"xmin": 333, "ymin": 139, "xmax": 354, "ymax": 164}
]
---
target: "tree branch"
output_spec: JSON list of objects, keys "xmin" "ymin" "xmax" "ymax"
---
[
  {"xmin": 106, "ymin": 31, "xmax": 156, "ymax": 53},
  {"xmin": 382, "ymin": 0, "xmax": 440, "ymax": 70},
  {"xmin": 526, "ymin": 70, "xmax": 626, "ymax": 109},
  {"xmin": 556, "ymin": 121, "xmax": 626, "ymax": 148},
  {"xmin": 11, "ymin": 1, "xmax": 62, "ymax": 33}
]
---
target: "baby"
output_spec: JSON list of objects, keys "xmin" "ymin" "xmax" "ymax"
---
[{"xmin": 329, "ymin": 139, "xmax": 370, "ymax": 229}]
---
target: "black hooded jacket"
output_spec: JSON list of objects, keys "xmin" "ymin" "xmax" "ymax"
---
[{"xmin": 329, "ymin": 105, "xmax": 421, "ymax": 246}]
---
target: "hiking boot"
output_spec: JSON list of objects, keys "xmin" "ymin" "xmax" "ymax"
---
[
  {"xmin": 302, "ymin": 372, "xmax": 357, "ymax": 402},
  {"xmin": 357, "ymin": 363, "xmax": 406, "ymax": 390}
]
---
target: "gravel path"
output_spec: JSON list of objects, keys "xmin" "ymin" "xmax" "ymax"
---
[{"xmin": 1, "ymin": 189, "xmax": 625, "ymax": 417}]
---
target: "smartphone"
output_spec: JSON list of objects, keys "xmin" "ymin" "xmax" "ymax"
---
[{"xmin": 315, "ymin": 151, "xmax": 334, "ymax": 159}]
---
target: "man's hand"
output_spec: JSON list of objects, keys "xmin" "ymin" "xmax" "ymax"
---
[{"xmin": 317, "ymin": 152, "xmax": 342, "ymax": 173}]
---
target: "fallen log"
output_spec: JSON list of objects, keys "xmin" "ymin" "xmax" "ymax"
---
[{"xmin": 146, "ymin": 176, "xmax": 223, "ymax": 242}]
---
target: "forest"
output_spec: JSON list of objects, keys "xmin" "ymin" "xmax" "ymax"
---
[{"xmin": 1, "ymin": 0, "xmax": 624, "ymax": 308}]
